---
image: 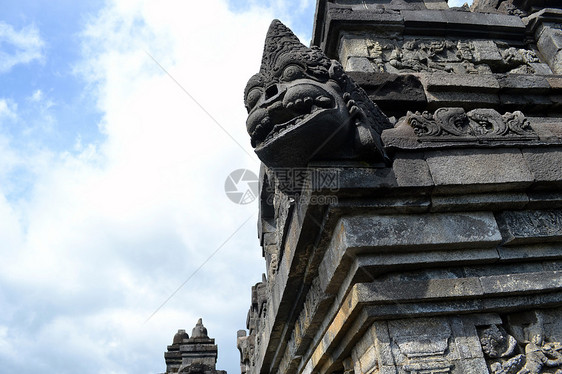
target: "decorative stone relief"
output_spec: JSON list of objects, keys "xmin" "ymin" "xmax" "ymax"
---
[
  {"xmin": 404, "ymin": 107, "xmax": 538, "ymax": 141},
  {"xmin": 237, "ymin": 277, "xmax": 268, "ymax": 374},
  {"xmin": 480, "ymin": 325, "xmax": 519, "ymax": 358},
  {"xmin": 389, "ymin": 318, "xmax": 456, "ymax": 374},
  {"xmin": 478, "ymin": 311, "xmax": 562, "ymax": 374},
  {"xmin": 355, "ymin": 37, "xmax": 550, "ymax": 75},
  {"xmin": 244, "ymin": 20, "xmax": 391, "ymax": 168}
]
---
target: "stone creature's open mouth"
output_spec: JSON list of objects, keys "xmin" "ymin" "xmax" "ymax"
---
[{"xmin": 250, "ymin": 94, "xmax": 334, "ymax": 148}]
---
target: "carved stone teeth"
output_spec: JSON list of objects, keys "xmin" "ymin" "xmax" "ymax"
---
[
  {"xmin": 304, "ymin": 96, "xmax": 313, "ymax": 105},
  {"xmin": 286, "ymin": 101, "xmax": 294, "ymax": 109},
  {"xmin": 316, "ymin": 96, "xmax": 332, "ymax": 107}
]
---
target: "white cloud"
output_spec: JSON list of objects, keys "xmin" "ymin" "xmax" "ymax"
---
[
  {"xmin": 0, "ymin": 22, "xmax": 44, "ymax": 73},
  {"xmin": 0, "ymin": 0, "xmax": 303, "ymax": 373},
  {"xmin": 29, "ymin": 89, "xmax": 43, "ymax": 102},
  {"xmin": 0, "ymin": 98, "xmax": 17, "ymax": 120}
]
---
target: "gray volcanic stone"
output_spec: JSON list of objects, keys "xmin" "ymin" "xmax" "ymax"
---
[
  {"xmin": 424, "ymin": 73, "xmax": 500, "ymax": 92},
  {"xmin": 425, "ymin": 149, "xmax": 534, "ymax": 193},
  {"xmin": 496, "ymin": 209, "xmax": 562, "ymax": 244},
  {"xmin": 537, "ymin": 25, "xmax": 562, "ymax": 73},
  {"xmin": 338, "ymin": 211, "xmax": 502, "ymax": 251},
  {"xmin": 522, "ymin": 147, "xmax": 562, "ymax": 185},
  {"xmin": 348, "ymin": 72, "xmax": 427, "ymax": 116},
  {"xmin": 392, "ymin": 152, "xmax": 433, "ymax": 188},
  {"xmin": 472, "ymin": 40, "xmax": 504, "ymax": 67},
  {"xmin": 346, "ymin": 56, "xmax": 375, "ymax": 72}
]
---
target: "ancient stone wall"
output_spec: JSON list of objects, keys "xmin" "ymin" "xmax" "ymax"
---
[{"xmin": 239, "ymin": 1, "xmax": 562, "ymax": 373}]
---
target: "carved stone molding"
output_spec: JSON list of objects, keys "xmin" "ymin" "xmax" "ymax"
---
[
  {"xmin": 405, "ymin": 107, "xmax": 538, "ymax": 142},
  {"xmin": 342, "ymin": 35, "xmax": 551, "ymax": 75}
]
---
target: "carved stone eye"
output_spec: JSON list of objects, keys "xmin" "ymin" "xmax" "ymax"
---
[
  {"xmin": 245, "ymin": 88, "xmax": 262, "ymax": 111},
  {"xmin": 281, "ymin": 64, "xmax": 305, "ymax": 81}
]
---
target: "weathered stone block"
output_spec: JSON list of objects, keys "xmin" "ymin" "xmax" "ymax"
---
[
  {"xmin": 401, "ymin": 9, "xmax": 525, "ymax": 30},
  {"xmin": 449, "ymin": 317, "xmax": 484, "ymax": 360},
  {"xmin": 454, "ymin": 357, "xmax": 489, "ymax": 374},
  {"xmin": 523, "ymin": 147, "xmax": 562, "ymax": 185},
  {"xmin": 348, "ymin": 72, "xmax": 427, "ymax": 116},
  {"xmin": 537, "ymin": 25, "xmax": 562, "ymax": 73},
  {"xmin": 529, "ymin": 121, "xmax": 562, "ymax": 143},
  {"xmin": 431, "ymin": 192, "xmax": 528, "ymax": 212},
  {"xmin": 424, "ymin": 72, "xmax": 500, "ymax": 92},
  {"xmin": 496, "ymin": 209, "xmax": 562, "ymax": 245},
  {"xmin": 425, "ymin": 149, "xmax": 534, "ymax": 193},
  {"xmin": 345, "ymin": 56, "xmax": 374, "ymax": 72},
  {"xmin": 354, "ymin": 248, "xmax": 500, "ymax": 278},
  {"xmin": 547, "ymin": 76, "xmax": 562, "ymax": 90},
  {"xmin": 424, "ymin": 0, "xmax": 449, "ymax": 10},
  {"xmin": 356, "ymin": 277, "xmax": 484, "ymax": 302},
  {"xmin": 479, "ymin": 271, "xmax": 562, "ymax": 295},
  {"xmin": 472, "ymin": 40, "xmax": 504, "ymax": 67},
  {"xmin": 371, "ymin": 321, "xmax": 394, "ymax": 367},
  {"xmin": 392, "ymin": 152, "xmax": 433, "ymax": 188},
  {"xmin": 323, "ymin": 213, "xmax": 502, "ymax": 281},
  {"xmin": 498, "ymin": 244, "xmax": 562, "ymax": 262},
  {"xmin": 358, "ymin": 346, "xmax": 377, "ymax": 373},
  {"xmin": 338, "ymin": 35, "xmax": 370, "ymax": 62},
  {"xmin": 497, "ymin": 74, "xmax": 551, "ymax": 92},
  {"xmin": 425, "ymin": 91, "xmax": 500, "ymax": 109},
  {"xmin": 310, "ymin": 166, "xmax": 398, "ymax": 192},
  {"xmin": 529, "ymin": 62, "xmax": 553, "ymax": 75}
]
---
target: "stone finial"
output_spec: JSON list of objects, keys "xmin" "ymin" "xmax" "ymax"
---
[
  {"xmin": 172, "ymin": 329, "xmax": 189, "ymax": 345},
  {"xmin": 191, "ymin": 318, "xmax": 209, "ymax": 339}
]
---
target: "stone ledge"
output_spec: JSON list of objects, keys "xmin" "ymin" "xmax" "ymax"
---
[
  {"xmin": 318, "ymin": 212, "xmax": 501, "ymax": 294},
  {"xmin": 496, "ymin": 209, "xmax": 562, "ymax": 245},
  {"xmin": 402, "ymin": 10, "xmax": 525, "ymax": 31},
  {"xmin": 430, "ymin": 192, "xmax": 529, "ymax": 212},
  {"xmin": 423, "ymin": 73, "xmax": 500, "ymax": 92},
  {"xmin": 300, "ymin": 273, "xmax": 562, "ymax": 374}
]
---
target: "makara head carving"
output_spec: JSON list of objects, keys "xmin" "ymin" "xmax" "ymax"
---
[{"xmin": 244, "ymin": 20, "xmax": 391, "ymax": 168}]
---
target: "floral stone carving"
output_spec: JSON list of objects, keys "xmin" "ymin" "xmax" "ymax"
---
[
  {"xmin": 244, "ymin": 20, "xmax": 391, "ymax": 168},
  {"xmin": 405, "ymin": 107, "xmax": 537, "ymax": 142}
]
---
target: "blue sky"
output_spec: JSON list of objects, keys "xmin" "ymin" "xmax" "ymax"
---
[{"xmin": 0, "ymin": 1, "xmax": 470, "ymax": 373}]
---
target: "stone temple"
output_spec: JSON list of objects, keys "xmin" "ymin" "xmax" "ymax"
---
[{"xmin": 165, "ymin": 1, "xmax": 562, "ymax": 373}]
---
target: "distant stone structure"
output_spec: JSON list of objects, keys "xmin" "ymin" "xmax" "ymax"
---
[
  {"xmin": 163, "ymin": 319, "xmax": 226, "ymax": 374},
  {"xmin": 239, "ymin": 1, "xmax": 562, "ymax": 373}
]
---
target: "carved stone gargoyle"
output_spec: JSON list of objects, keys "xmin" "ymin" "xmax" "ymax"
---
[{"xmin": 244, "ymin": 20, "xmax": 391, "ymax": 168}]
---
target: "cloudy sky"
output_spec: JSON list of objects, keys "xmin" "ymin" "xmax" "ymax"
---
[{"xmin": 0, "ymin": 1, "xmax": 469, "ymax": 373}]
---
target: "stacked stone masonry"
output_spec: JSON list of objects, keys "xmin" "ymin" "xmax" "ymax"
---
[
  {"xmin": 238, "ymin": 1, "xmax": 562, "ymax": 374},
  {"xmin": 163, "ymin": 319, "xmax": 226, "ymax": 374}
]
